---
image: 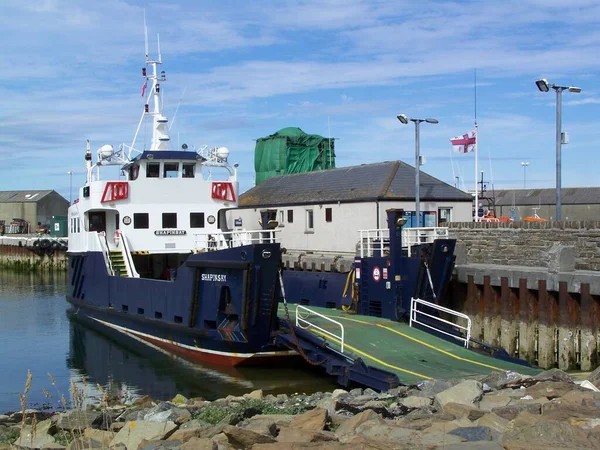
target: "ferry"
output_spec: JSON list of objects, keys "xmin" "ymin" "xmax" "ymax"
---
[{"xmin": 66, "ymin": 37, "xmax": 294, "ymax": 367}]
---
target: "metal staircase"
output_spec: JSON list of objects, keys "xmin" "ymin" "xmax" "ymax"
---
[{"xmin": 109, "ymin": 250, "xmax": 129, "ymax": 277}]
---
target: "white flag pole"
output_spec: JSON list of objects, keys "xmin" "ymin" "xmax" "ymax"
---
[
  {"xmin": 474, "ymin": 69, "xmax": 479, "ymax": 223},
  {"xmin": 474, "ymin": 124, "xmax": 478, "ymax": 222}
]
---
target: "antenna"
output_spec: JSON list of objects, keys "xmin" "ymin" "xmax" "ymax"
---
[
  {"xmin": 144, "ymin": 10, "xmax": 149, "ymax": 61},
  {"xmin": 169, "ymin": 87, "xmax": 187, "ymax": 131},
  {"xmin": 157, "ymin": 33, "xmax": 162, "ymax": 63}
]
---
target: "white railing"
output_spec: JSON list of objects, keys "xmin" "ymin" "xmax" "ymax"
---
[
  {"xmin": 409, "ymin": 297, "xmax": 471, "ymax": 348},
  {"xmin": 117, "ymin": 230, "xmax": 139, "ymax": 278},
  {"xmin": 96, "ymin": 232, "xmax": 114, "ymax": 276},
  {"xmin": 295, "ymin": 305, "xmax": 345, "ymax": 353},
  {"xmin": 358, "ymin": 227, "xmax": 448, "ymax": 257},
  {"xmin": 192, "ymin": 229, "xmax": 279, "ymax": 252}
]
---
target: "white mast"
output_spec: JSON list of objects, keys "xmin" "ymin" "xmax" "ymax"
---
[{"xmin": 474, "ymin": 69, "xmax": 479, "ymax": 222}]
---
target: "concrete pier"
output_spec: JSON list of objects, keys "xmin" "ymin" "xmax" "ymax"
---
[{"xmin": 0, "ymin": 236, "xmax": 67, "ymax": 272}]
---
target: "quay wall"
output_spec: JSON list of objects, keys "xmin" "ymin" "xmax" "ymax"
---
[
  {"xmin": 0, "ymin": 237, "xmax": 67, "ymax": 272},
  {"xmin": 448, "ymin": 220, "xmax": 600, "ymax": 372}
]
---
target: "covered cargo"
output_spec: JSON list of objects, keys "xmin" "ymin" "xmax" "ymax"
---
[{"xmin": 254, "ymin": 127, "xmax": 335, "ymax": 185}]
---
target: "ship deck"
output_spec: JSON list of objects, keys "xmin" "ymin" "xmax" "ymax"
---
[{"xmin": 278, "ymin": 305, "xmax": 540, "ymax": 385}]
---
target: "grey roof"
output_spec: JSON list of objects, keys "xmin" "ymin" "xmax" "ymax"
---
[
  {"xmin": 494, "ymin": 187, "xmax": 600, "ymax": 206},
  {"xmin": 239, "ymin": 161, "xmax": 472, "ymax": 207},
  {"xmin": 0, "ymin": 190, "xmax": 54, "ymax": 203}
]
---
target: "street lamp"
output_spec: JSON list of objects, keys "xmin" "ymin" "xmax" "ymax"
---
[
  {"xmin": 67, "ymin": 171, "xmax": 73, "ymax": 204},
  {"xmin": 397, "ymin": 114, "xmax": 439, "ymax": 226},
  {"xmin": 520, "ymin": 162, "xmax": 529, "ymax": 188},
  {"xmin": 535, "ymin": 78, "xmax": 581, "ymax": 220}
]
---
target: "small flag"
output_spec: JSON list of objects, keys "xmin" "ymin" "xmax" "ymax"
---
[
  {"xmin": 141, "ymin": 80, "xmax": 148, "ymax": 97},
  {"xmin": 450, "ymin": 130, "xmax": 476, "ymax": 153}
]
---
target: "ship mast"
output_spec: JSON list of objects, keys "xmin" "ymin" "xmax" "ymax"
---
[{"xmin": 131, "ymin": 14, "xmax": 170, "ymax": 152}]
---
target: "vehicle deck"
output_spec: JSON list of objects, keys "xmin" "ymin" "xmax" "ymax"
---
[{"xmin": 278, "ymin": 305, "xmax": 540, "ymax": 385}]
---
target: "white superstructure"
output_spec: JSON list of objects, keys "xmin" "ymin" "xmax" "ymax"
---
[{"xmin": 66, "ymin": 35, "xmax": 255, "ymax": 279}]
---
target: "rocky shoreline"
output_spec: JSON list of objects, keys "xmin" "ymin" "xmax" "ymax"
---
[{"xmin": 1, "ymin": 368, "xmax": 600, "ymax": 450}]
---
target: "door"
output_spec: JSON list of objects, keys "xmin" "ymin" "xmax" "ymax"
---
[
  {"xmin": 89, "ymin": 211, "xmax": 106, "ymax": 232},
  {"xmin": 438, "ymin": 207, "xmax": 452, "ymax": 225}
]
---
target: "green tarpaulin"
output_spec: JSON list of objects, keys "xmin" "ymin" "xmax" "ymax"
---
[{"xmin": 254, "ymin": 127, "xmax": 336, "ymax": 184}]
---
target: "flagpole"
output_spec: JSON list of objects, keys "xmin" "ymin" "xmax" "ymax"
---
[{"xmin": 474, "ymin": 68, "xmax": 479, "ymax": 223}]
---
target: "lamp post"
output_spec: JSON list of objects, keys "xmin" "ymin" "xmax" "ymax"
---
[
  {"xmin": 520, "ymin": 162, "xmax": 529, "ymax": 188},
  {"xmin": 67, "ymin": 171, "xmax": 73, "ymax": 204},
  {"xmin": 535, "ymin": 79, "xmax": 581, "ymax": 221},
  {"xmin": 397, "ymin": 114, "xmax": 439, "ymax": 226}
]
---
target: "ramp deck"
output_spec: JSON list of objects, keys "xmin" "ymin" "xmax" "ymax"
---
[{"xmin": 278, "ymin": 305, "xmax": 540, "ymax": 385}]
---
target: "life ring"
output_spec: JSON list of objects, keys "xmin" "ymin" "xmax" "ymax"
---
[
  {"xmin": 51, "ymin": 241, "xmax": 60, "ymax": 249},
  {"xmin": 45, "ymin": 247, "xmax": 54, "ymax": 256},
  {"xmin": 114, "ymin": 231, "xmax": 120, "ymax": 247},
  {"xmin": 39, "ymin": 239, "xmax": 51, "ymax": 249}
]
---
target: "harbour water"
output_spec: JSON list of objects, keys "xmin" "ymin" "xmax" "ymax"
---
[{"xmin": 0, "ymin": 271, "xmax": 338, "ymax": 414}]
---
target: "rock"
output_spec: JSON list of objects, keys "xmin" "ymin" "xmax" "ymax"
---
[
  {"xmin": 588, "ymin": 365, "xmax": 600, "ymax": 389},
  {"xmin": 167, "ymin": 419, "xmax": 213, "ymax": 442},
  {"xmin": 277, "ymin": 427, "xmax": 338, "ymax": 443},
  {"xmin": 243, "ymin": 389, "xmax": 263, "ymax": 400},
  {"xmin": 334, "ymin": 409, "xmax": 383, "ymax": 440},
  {"xmin": 0, "ymin": 416, "xmax": 9, "ymax": 424},
  {"xmin": 66, "ymin": 437, "xmax": 103, "ymax": 449},
  {"xmin": 133, "ymin": 395, "xmax": 154, "ymax": 406},
  {"xmin": 109, "ymin": 420, "xmax": 177, "ymax": 450},
  {"xmin": 541, "ymin": 400, "xmax": 600, "ymax": 421},
  {"xmin": 111, "ymin": 422, "xmax": 125, "ymax": 432},
  {"xmin": 417, "ymin": 379, "xmax": 459, "ymax": 397},
  {"xmin": 138, "ymin": 439, "xmax": 183, "ymax": 450},
  {"xmin": 181, "ymin": 437, "xmax": 217, "ymax": 450},
  {"xmin": 525, "ymin": 381, "xmax": 578, "ymax": 400},
  {"xmin": 170, "ymin": 394, "xmax": 188, "ymax": 405},
  {"xmin": 533, "ymin": 368, "xmax": 573, "ymax": 383},
  {"xmin": 492, "ymin": 403, "xmax": 541, "ymax": 420},
  {"xmin": 82, "ymin": 429, "xmax": 114, "ymax": 447},
  {"xmin": 439, "ymin": 443, "xmax": 505, "ymax": 450},
  {"xmin": 503, "ymin": 418, "xmax": 594, "ymax": 449},
  {"xmin": 56, "ymin": 410, "xmax": 101, "ymax": 432},
  {"xmin": 221, "ymin": 424, "xmax": 276, "ymax": 447},
  {"xmin": 449, "ymin": 425, "xmax": 497, "ymax": 442},
  {"xmin": 354, "ymin": 422, "xmax": 417, "ymax": 445},
  {"xmin": 442, "ymin": 402, "xmax": 485, "ymax": 421},
  {"xmin": 478, "ymin": 395, "xmax": 512, "ymax": 412},
  {"xmin": 400, "ymin": 396, "xmax": 432, "ymax": 408},
  {"xmin": 288, "ymin": 407, "xmax": 327, "ymax": 431},
  {"xmin": 434, "ymin": 380, "xmax": 483, "ymax": 409},
  {"xmin": 13, "ymin": 418, "xmax": 60, "ymax": 449},
  {"xmin": 330, "ymin": 389, "xmax": 349, "ymax": 401},
  {"xmin": 561, "ymin": 389, "xmax": 600, "ymax": 406},
  {"xmin": 237, "ymin": 417, "xmax": 277, "ymax": 437},
  {"xmin": 240, "ymin": 414, "xmax": 294, "ymax": 430},
  {"xmin": 416, "ymin": 430, "xmax": 465, "ymax": 447},
  {"xmin": 316, "ymin": 397, "xmax": 337, "ymax": 418},
  {"xmin": 480, "ymin": 371, "xmax": 525, "ymax": 390},
  {"xmin": 475, "ymin": 412, "xmax": 510, "ymax": 433}
]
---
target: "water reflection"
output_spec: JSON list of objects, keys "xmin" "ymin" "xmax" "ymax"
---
[{"xmin": 67, "ymin": 317, "xmax": 339, "ymax": 402}]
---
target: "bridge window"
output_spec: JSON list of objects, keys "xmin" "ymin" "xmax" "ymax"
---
[
  {"xmin": 190, "ymin": 212, "xmax": 205, "ymax": 228},
  {"xmin": 146, "ymin": 162, "xmax": 160, "ymax": 178},
  {"xmin": 182, "ymin": 163, "xmax": 195, "ymax": 178},
  {"xmin": 134, "ymin": 213, "xmax": 149, "ymax": 229},
  {"xmin": 128, "ymin": 164, "xmax": 140, "ymax": 181},
  {"xmin": 164, "ymin": 163, "xmax": 179, "ymax": 178},
  {"xmin": 162, "ymin": 213, "xmax": 177, "ymax": 228}
]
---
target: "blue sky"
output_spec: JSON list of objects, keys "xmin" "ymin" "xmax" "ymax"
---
[{"xmin": 1, "ymin": 0, "xmax": 599, "ymax": 201}]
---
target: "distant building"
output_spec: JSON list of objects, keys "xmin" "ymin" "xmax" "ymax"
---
[
  {"xmin": 0, "ymin": 190, "xmax": 69, "ymax": 234},
  {"xmin": 228, "ymin": 160, "xmax": 472, "ymax": 254},
  {"xmin": 493, "ymin": 188, "xmax": 600, "ymax": 221}
]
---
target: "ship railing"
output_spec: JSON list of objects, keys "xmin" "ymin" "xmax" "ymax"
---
[
  {"xmin": 295, "ymin": 305, "xmax": 345, "ymax": 353},
  {"xmin": 358, "ymin": 227, "xmax": 449, "ymax": 258},
  {"xmin": 192, "ymin": 229, "xmax": 280, "ymax": 252},
  {"xmin": 96, "ymin": 232, "xmax": 115, "ymax": 276},
  {"xmin": 117, "ymin": 230, "xmax": 140, "ymax": 278},
  {"xmin": 409, "ymin": 297, "xmax": 471, "ymax": 348}
]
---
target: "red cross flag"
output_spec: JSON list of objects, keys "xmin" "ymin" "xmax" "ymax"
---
[{"xmin": 450, "ymin": 130, "xmax": 477, "ymax": 153}]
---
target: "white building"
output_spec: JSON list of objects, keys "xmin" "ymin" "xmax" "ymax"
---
[{"xmin": 227, "ymin": 160, "xmax": 473, "ymax": 254}]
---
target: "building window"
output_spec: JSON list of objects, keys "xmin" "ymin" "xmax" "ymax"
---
[
  {"xmin": 182, "ymin": 163, "xmax": 195, "ymax": 178},
  {"xmin": 162, "ymin": 213, "xmax": 177, "ymax": 228},
  {"xmin": 325, "ymin": 207, "xmax": 332, "ymax": 222},
  {"xmin": 190, "ymin": 213, "xmax": 205, "ymax": 228},
  {"xmin": 164, "ymin": 163, "xmax": 179, "ymax": 178},
  {"xmin": 287, "ymin": 210, "xmax": 293, "ymax": 223},
  {"xmin": 305, "ymin": 209, "xmax": 314, "ymax": 232},
  {"xmin": 134, "ymin": 213, "xmax": 149, "ymax": 229},
  {"xmin": 146, "ymin": 162, "xmax": 160, "ymax": 178}
]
